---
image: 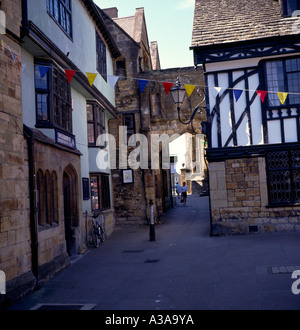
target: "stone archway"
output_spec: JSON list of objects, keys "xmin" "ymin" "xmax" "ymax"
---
[{"xmin": 109, "ymin": 66, "xmax": 206, "ymax": 225}]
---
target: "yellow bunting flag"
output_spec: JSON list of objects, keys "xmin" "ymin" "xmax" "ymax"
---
[
  {"xmin": 86, "ymin": 72, "xmax": 98, "ymax": 87},
  {"xmin": 184, "ymin": 84, "xmax": 196, "ymax": 98},
  {"xmin": 277, "ymin": 92, "xmax": 288, "ymax": 105}
]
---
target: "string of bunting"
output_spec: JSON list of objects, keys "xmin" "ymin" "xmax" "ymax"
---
[
  {"xmin": 0, "ymin": 38, "xmax": 23, "ymax": 72},
  {"xmin": 0, "ymin": 35, "xmax": 297, "ymax": 107},
  {"xmin": 36, "ymin": 64, "xmax": 298, "ymax": 105}
]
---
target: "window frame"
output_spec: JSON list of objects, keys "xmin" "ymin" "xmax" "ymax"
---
[
  {"xmin": 96, "ymin": 31, "xmax": 107, "ymax": 81},
  {"xmin": 90, "ymin": 173, "xmax": 111, "ymax": 211},
  {"xmin": 266, "ymin": 148, "xmax": 300, "ymax": 206},
  {"xmin": 263, "ymin": 55, "xmax": 300, "ymax": 110},
  {"xmin": 116, "ymin": 59, "xmax": 127, "ymax": 80},
  {"xmin": 35, "ymin": 60, "xmax": 52, "ymax": 125},
  {"xmin": 35, "ymin": 60, "xmax": 73, "ymax": 134},
  {"xmin": 87, "ymin": 102, "xmax": 106, "ymax": 147},
  {"xmin": 47, "ymin": 0, "xmax": 73, "ymax": 39},
  {"xmin": 123, "ymin": 113, "xmax": 136, "ymax": 136},
  {"xmin": 36, "ymin": 169, "xmax": 59, "ymax": 230}
]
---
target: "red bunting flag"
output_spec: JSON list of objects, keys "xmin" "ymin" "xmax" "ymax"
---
[
  {"xmin": 163, "ymin": 82, "xmax": 174, "ymax": 95},
  {"xmin": 65, "ymin": 69, "xmax": 76, "ymax": 84},
  {"xmin": 256, "ymin": 90, "xmax": 267, "ymax": 103}
]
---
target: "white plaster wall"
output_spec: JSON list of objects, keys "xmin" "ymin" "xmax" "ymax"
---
[
  {"xmin": 27, "ymin": 0, "xmax": 115, "ymax": 106},
  {"xmin": 284, "ymin": 118, "xmax": 298, "ymax": 142},
  {"xmin": 21, "ymin": 48, "xmax": 35, "ymax": 128},
  {"xmin": 268, "ymin": 121, "xmax": 281, "ymax": 144}
]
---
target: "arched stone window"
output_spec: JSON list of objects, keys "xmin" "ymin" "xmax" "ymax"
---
[
  {"xmin": 37, "ymin": 169, "xmax": 45, "ymax": 228},
  {"xmin": 51, "ymin": 171, "xmax": 59, "ymax": 224}
]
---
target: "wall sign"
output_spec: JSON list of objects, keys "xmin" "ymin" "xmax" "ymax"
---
[
  {"xmin": 122, "ymin": 169, "xmax": 134, "ymax": 184},
  {"xmin": 82, "ymin": 178, "xmax": 90, "ymax": 201},
  {"xmin": 55, "ymin": 129, "xmax": 76, "ymax": 149}
]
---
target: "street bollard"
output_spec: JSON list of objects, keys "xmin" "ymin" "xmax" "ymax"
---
[{"xmin": 149, "ymin": 199, "xmax": 156, "ymax": 241}]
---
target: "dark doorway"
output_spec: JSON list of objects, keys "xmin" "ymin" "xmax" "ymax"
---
[{"xmin": 63, "ymin": 164, "xmax": 79, "ymax": 256}]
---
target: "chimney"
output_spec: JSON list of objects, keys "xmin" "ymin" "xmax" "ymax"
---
[{"xmin": 102, "ymin": 7, "xmax": 118, "ymax": 19}]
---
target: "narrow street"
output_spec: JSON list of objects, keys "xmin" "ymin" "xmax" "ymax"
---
[{"xmin": 10, "ymin": 195, "xmax": 300, "ymax": 310}]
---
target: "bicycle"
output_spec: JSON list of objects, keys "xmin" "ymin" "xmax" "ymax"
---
[{"xmin": 90, "ymin": 212, "xmax": 105, "ymax": 248}]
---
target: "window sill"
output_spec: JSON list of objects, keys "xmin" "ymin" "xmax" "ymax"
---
[
  {"xmin": 36, "ymin": 123, "xmax": 73, "ymax": 136},
  {"xmin": 266, "ymin": 203, "xmax": 300, "ymax": 208}
]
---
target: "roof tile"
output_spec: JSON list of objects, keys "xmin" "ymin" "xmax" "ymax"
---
[{"xmin": 191, "ymin": 0, "xmax": 300, "ymax": 48}]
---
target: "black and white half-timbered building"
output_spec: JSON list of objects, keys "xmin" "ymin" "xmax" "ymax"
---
[{"xmin": 191, "ymin": 0, "xmax": 300, "ymax": 235}]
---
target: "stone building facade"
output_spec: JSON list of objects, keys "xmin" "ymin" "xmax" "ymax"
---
[
  {"xmin": 1, "ymin": 0, "xmax": 120, "ymax": 307},
  {"xmin": 100, "ymin": 7, "xmax": 206, "ymax": 226},
  {"xmin": 0, "ymin": 0, "xmax": 35, "ymax": 306}
]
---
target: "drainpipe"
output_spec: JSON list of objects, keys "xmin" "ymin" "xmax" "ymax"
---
[
  {"xmin": 23, "ymin": 125, "xmax": 39, "ymax": 280},
  {"xmin": 21, "ymin": 0, "xmax": 29, "ymax": 39}
]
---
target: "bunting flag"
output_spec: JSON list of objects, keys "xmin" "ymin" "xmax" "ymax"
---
[
  {"xmin": 233, "ymin": 89, "xmax": 243, "ymax": 102},
  {"xmin": 138, "ymin": 79, "xmax": 148, "ymax": 93},
  {"xmin": 185, "ymin": 84, "xmax": 196, "ymax": 98},
  {"xmin": 5, "ymin": 42, "xmax": 299, "ymax": 107},
  {"xmin": 65, "ymin": 69, "xmax": 76, "ymax": 84},
  {"xmin": 214, "ymin": 87, "xmax": 222, "ymax": 94},
  {"xmin": 163, "ymin": 82, "xmax": 174, "ymax": 95},
  {"xmin": 277, "ymin": 92, "xmax": 288, "ymax": 105},
  {"xmin": 39, "ymin": 66, "xmax": 50, "ymax": 78},
  {"xmin": 86, "ymin": 72, "xmax": 98, "ymax": 87},
  {"xmin": 108, "ymin": 75, "xmax": 120, "ymax": 89},
  {"xmin": 256, "ymin": 90, "xmax": 268, "ymax": 103}
]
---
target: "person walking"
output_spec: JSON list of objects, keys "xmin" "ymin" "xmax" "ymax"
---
[
  {"xmin": 175, "ymin": 182, "xmax": 181, "ymax": 199},
  {"xmin": 181, "ymin": 182, "xmax": 188, "ymax": 206}
]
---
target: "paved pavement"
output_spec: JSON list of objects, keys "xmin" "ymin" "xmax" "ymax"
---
[{"xmin": 10, "ymin": 195, "xmax": 300, "ymax": 310}]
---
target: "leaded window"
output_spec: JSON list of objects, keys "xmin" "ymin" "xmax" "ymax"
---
[
  {"xmin": 267, "ymin": 149, "xmax": 300, "ymax": 205},
  {"xmin": 47, "ymin": 0, "xmax": 72, "ymax": 38},
  {"xmin": 90, "ymin": 174, "xmax": 111, "ymax": 210},
  {"xmin": 53, "ymin": 68, "xmax": 72, "ymax": 132},
  {"xmin": 123, "ymin": 113, "xmax": 136, "ymax": 136},
  {"xmin": 35, "ymin": 65, "xmax": 50, "ymax": 122},
  {"xmin": 265, "ymin": 57, "xmax": 300, "ymax": 107},
  {"xmin": 87, "ymin": 103, "xmax": 105, "ymax": 146},
  {"xmin": 35, "ymin": 62, "xmax": 72, "ymax": 133},
  {"xmin": 96, "ymin": 32, "xmax": 107, "ymax": 80},
  {"xmin": 36, "ymin": 169, "xmax": 59, "ymax": 229}
]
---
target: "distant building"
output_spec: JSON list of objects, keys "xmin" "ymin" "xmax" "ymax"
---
[{"xmin": 100, "ymin": 7, "xmax": 205, "ymax": 225}]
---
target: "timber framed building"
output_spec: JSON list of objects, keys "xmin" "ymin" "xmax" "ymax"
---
[{"xmin": 191, "ymin": 0, "xmax": 300, "ymax": 235}]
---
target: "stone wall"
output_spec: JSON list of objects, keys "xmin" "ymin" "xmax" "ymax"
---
[
  {"xmin": 0, "ymin": 0, "xmax": 35, "ymax": 306},
  {"xmin": 33, "ymin": 138, "xmax": 82, "ymax": 266},
  {"xmin": 210, "ymin": 157, "xmax": 300, "ymax": 235}
]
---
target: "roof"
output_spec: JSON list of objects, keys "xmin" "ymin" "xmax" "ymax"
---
[
  {"xmin": 112, "ymin": 8, "xmax": 148, "ymax": 46},
  {"xmin": 191, "ymin": 0, "xmax": 300, "ymax": 49},
  {"xmin": 113, "ymin": 16, "xmax": 136, "ymax": 40}
]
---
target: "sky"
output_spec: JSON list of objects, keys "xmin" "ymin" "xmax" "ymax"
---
[{"xmin": 94, "ymin": 0, "xmax": 195, "ymax": 69}]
